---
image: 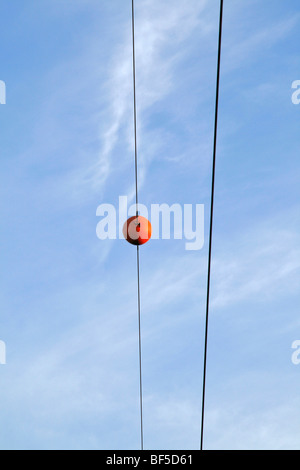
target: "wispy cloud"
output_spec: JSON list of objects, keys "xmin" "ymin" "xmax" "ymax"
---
[
  {"xmin": 84, "ymin": 0, "xmax": 210, "ymax": 200},
  {"xmin": 206, "ymin": 392, "xmax": 300, "ymax": 450},
  {"xmin": 223, "ymin": 12, "xmax": 300, "ymax": 73},
  {"xmin": 211, "ymin": 221, "xmax": 300, "ymax": 309}
]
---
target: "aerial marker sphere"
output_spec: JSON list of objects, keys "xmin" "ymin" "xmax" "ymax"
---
[{"xmin": 123, "ymin": 216, "xmax": 152, "ymax": 246}]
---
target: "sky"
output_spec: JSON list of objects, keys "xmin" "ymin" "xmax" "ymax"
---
[{"xmin": 0, "ymin": 0, "xmax": 300, "ymax": 450}]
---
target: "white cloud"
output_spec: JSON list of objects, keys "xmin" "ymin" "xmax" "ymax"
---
[
  {"xmin": 206, "ymin": 396, "xmax": 300, "ymax": 450},
  {"xmin": 223, "ymin": 13, "xmax": 300, "ymax": 73},
  {"xmin": 88, "ymin": 0, "xmax": 210, "ymax": 199},
  {"xmin": 211, "ymin": 222, "xmax": 300, "ymax": 309}
]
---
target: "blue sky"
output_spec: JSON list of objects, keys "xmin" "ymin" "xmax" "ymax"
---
[{"xmin": 0, "ymin": 0, "xmax": 299, "ymax": 450}]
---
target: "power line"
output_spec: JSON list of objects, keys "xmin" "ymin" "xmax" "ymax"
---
[
  {"xmin": 136, "ymin": 246, "xmax": 144, "ymax": 450},
  {"xmin": 200, "ymin": 0, "xmax": 224, "ymax": 451},
  {"xmin": 131, "ymin": 0, "xmax": 139, "ymax": 215},
  {"xmin": 131, "ymin": 0, "xmax": 144, "ymax": 450}
]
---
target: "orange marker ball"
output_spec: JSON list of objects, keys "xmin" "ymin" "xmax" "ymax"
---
[{"xmin": 123, "ymin": 216, "xmax": 152, "ymax": 246}]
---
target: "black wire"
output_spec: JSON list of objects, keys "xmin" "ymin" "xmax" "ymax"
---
[
  {"xmin": 136, "ymin": 246, "xmax": 144, "ymax": 450},
  {"xmin": 131, "ymin": 0, "xmax": 144, "ymax": 450},
  {"xmin": 200, "ymin": 0, "xmax": 224, "ymax": 451},
  {"xmin": 131, "ymin": 0, "xmax": 139, "ymax": 215}
]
